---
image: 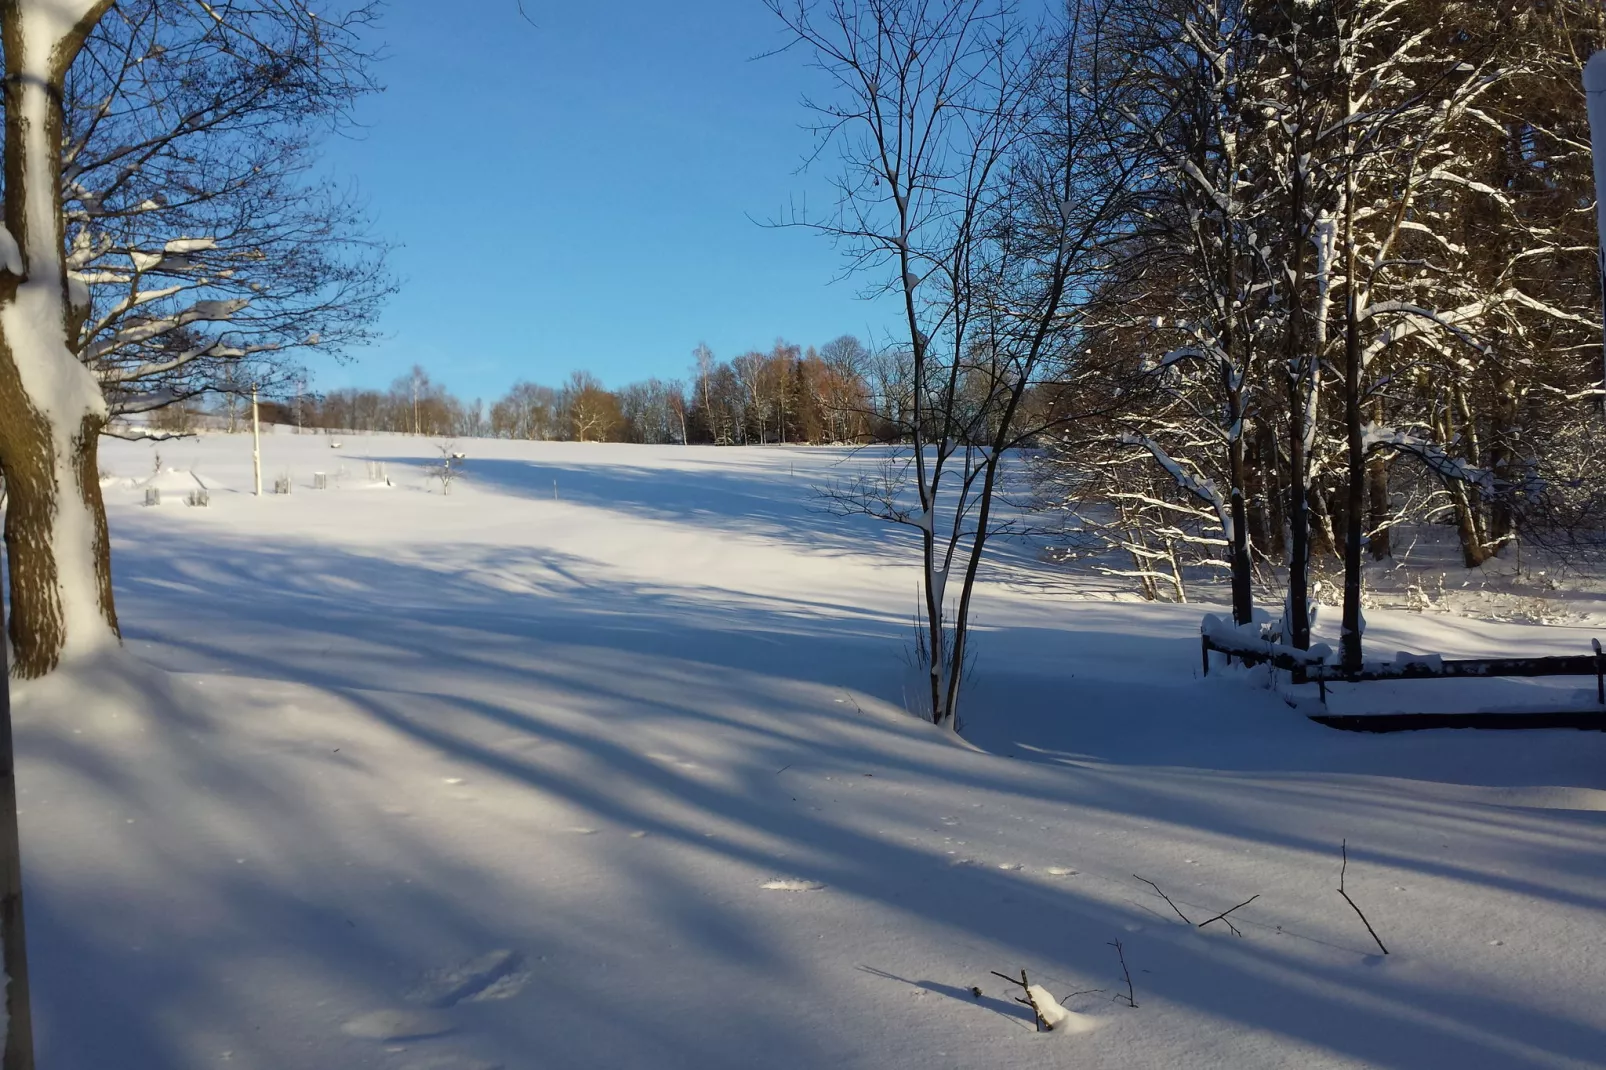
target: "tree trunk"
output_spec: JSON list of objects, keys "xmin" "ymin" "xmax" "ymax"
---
[
  {"xmin": 1258, "ymin": 422, "xmax": 1286, "ymax": 561},
  {"xmin": 0, "ymin": 556, "xmax": 36, "ymax": 1070},
  {"xmin": 1309, "ymin": 484, "xmax": 1338, "ymax": 558},
  {"xmin": 1282, "ymin": 83, "xmax": 1312, "ymax": 650},
  {"xmin": 1340, "ymin": 121, "xmax": 1365, "ymax": 672},
  {"xmin": 1366, "ymin": 399, "xmax": 1392, "ymax": 560},
  {"xmin": 1224, "ymin": 372, "xmax": 1254, "ymax": 626},
  {"xmin": 1449, "ymin": 478, "xmax": 1490, "ymax": 568},
  {"xmin": 1487, "ymin": 376, "xmax": 1517, "ymax": 550},
  {"xmin": 0, "ymin": 0, "xmax": 121, "ymax": 678}
]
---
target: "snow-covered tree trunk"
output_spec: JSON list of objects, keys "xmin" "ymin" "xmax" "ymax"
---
[{"xmin": 0, "ymin": 0, "xmax": 119, "ymax": 678}]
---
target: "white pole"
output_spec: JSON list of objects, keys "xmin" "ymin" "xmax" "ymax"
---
[
  {"xmin": 251, "ymin": 383, "xmax": 263, "ymax": 496},
  {"xmin": 1582, "ymin": 51, "xmax": 1606, "ymax": 415}
]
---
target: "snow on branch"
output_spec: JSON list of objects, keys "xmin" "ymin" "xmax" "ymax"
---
[
  {"xmin": 1119, "ymin": 432, "xmax": 1232, "ymax": 542},
  {"xmin": 85, "ymin": 297, "xmax": 250, "ymax": 360},
  {"xmin": 1362, "ymin": 425, "xmax": 1496, "ymax": 494}
]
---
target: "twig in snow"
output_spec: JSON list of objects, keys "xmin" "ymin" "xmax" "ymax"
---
[
  {"xmin": 1197, "ymin": 894, "xmax": 1260, "ymax": 937},
  {"xmin": 1107, "ymin": 940, "xmax": 1136, "ymax": 1008},
  {"xmin": 1133, "ymin": 874, "xmax": 1192, "ymax": 924},
  {"xmin": 990, "ymin": 969, "xmax": 1049, "ymax": 1031},
  {"xmin": 1339, "ymin": 840, "xmax": 1389, "ymax": 955}
]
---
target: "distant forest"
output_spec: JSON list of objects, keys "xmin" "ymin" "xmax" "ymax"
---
[{"xmin": 164, "ymin": 336, "xmax": 917, "ymax": 446}]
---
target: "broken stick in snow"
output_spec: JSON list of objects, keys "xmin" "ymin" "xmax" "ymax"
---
[
  {"xmin": 1197, "ymin": 894, "xmax": 1260, "ymax": 937},
  {"xmin": 1108, "ymin": 939, "xmax": 1136, "ymax": 1008},
  {"xmin": 1339, "ymin": 839, "xmax": 1389, "ymax": 955},
  {"xmin": 990, "ymin": 969, "xmax": 1051, "ymax": 1031},
  {"xmin": 1134, "ymin": 874, "xmax": 1191, "ymax": 924}
]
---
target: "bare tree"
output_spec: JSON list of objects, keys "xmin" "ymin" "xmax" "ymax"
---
[
  {"xmin": 0, "ymin": 0, "xmax": 384, "ymax": 677},
  {"xmin": 560, "ymin": 369, "xmax": 621, "ymax": 442},
  {"xmin": 67, "ymin": 0, "xmax": 390, "ymax": 422},
  {"xmin": 771, "ymin": 0, "xmax": 1143, "ymax": 727}
]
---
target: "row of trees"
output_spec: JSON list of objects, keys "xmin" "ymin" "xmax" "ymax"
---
[
  {"xmin": 1028, "ymin": 0, "xmax": 1606, "ymax": 669},
  {"xmin": 223, "ymin": 338, "xmax": 890, "ymax": 445},
  {"xmin": 768, "ymin": 0, "xmax": 1606, "ymax": 724}
]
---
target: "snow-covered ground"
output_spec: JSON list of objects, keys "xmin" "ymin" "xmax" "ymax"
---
[{"xmin": 16, "ymin": 431, "xmax": 1606, "ymax": 1069}]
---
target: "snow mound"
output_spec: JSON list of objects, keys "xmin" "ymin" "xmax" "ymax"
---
[
  {"xmin": 1026, "ymin": 985, "xmax": 1097, "ymax": 1034},
  {"xmin": 14, "ymin": 648, "xmax": 186, "ymax": 741},
  {"xmin": 761, "ymin": 878, "xmax": 826, "ymax": 892}
]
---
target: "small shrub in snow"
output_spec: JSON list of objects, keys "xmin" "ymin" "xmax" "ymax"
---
[
  {"xmin": 186, "ymin": 489, "xmax": 209, "ymax": 507},
  {"xmin": 274, "ymin": 475, "xmax": 292, "ymax": 495},
  {"xmin": 144, "ymin": 487, "xmax": 161, "ymax": 507},
  {"xmin": 433, "ymin": 441, "xmax": 464, "ymax": 495}
]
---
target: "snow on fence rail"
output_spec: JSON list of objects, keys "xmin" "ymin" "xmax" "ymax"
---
[{"xmin": 1200, "ymin": 617, "xmax": 1606, "ymax": 708}]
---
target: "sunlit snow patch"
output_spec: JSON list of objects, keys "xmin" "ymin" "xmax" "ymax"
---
[
  {"xmin": 761, "ymin": 878, "xmax": 826, "ymax": 892},
  {"xmin": 341, "ymin": 1009, "xmax": 454, "ymax": 1041}
]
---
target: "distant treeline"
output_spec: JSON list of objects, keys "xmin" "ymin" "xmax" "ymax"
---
[{"xmin": 174, "ymin": 336, "xmax": 906, "ymax": 445}]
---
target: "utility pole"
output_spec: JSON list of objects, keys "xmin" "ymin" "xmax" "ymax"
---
[
  {"xmin": 0, "ymin": 562, "xmax": 38, "ymax": 1070},
  {"xmin": 252, "ymin": 382, "xmax": 263, "ymax": 496},
  {"xmin": 412, "ymin": 369, "xmax": 421, "ymax": 436}
]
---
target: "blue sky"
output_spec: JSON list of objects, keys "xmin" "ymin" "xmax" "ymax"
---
[{"xmin": 314, "ymin": 2, "xmax": 892, "ymax": 402}]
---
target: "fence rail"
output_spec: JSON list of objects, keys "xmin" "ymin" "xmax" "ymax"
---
[{"xmin": 1201, "ymin": 632, "xmax": 1606, "ymax": 708}]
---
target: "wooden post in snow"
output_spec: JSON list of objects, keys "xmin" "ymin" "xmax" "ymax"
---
[
  {"xmin": 1583, "ymin": 52, "xmax": 1606, "ymax": 416},
  {"xmin": 251, "ymin": 383, "xmax": 263, "ymax": 497},
  {"xmin": 0, "ymin": 570, "xmax": 38, "ymax": 1070}
]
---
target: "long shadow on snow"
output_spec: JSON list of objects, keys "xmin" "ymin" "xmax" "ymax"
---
[
  {"xmin": 41, "ymin": 516, "xmax": 1606, "ymax": 1068},
  {"xmin": 374, "ymin": 449, "xmax": 1058, "ymax": 578}
]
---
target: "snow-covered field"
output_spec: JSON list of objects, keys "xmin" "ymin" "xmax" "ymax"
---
[{"xmin": 17, "ymin": 432, "xmax": 1606, "ymax": 1069}]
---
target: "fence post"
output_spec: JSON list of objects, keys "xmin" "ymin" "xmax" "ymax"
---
[{"xmin": 1593, "ymin": 639, "xmax": 1603, "ymax": 706}]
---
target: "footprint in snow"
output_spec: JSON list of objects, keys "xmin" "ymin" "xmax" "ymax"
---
[
  {"xmin": 762, "ymin": 878, "xmax": 826, "ymax": 892},
  {"xmin": 644, "ymin": 752, "xmax": 700, "ymax": 769},
  {"xmin": 564, "ymin": 827, "xmax": 598, "ymax": 835},
  {"xmin": 997, "ymin": 863, "xmax": 1022, "ymax": 871},
  {"xmin": 341, "ymin": 1009, "xmax": 453, "ymax": 1041},
  {"xmin": 1046, "ymin": 867, "xmax": 1076, "ymax": 876},
  {"xmin": 406, "ymin": 950, "xmax": 529, "ymax": 1008}
]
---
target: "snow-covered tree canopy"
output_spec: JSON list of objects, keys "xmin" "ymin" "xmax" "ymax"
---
[{"xmin": 1038, "ymin": 0, "xmax": 1606, "ymax": 605}]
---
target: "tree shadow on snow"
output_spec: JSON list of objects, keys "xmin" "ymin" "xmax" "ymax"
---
[{"xmin": 16, "ymin": 510, "xmax": 1606, "ymax": 1070}]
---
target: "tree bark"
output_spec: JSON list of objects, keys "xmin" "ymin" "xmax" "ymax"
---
[
  {"xmin": 1366, "ymin": 447, "xmax": 1392, "ymax": 559},
  {"xmin": 0, "ymin": 0, "xmax": 121, "ymax": 678},
  {"xmin": 0, "ymin": 554, "xmax": 36, "ymax": 1070},
  {"xmin": 1223, "ymin": 339, "xmax": 1254, "ymax": 627},
  {"xmin": 1340, "ymin": 110, "xmax": 1365, "ymax": 673},
  {"xmin": 1282, "ymin": 70, "xmax": 1312, "ymax": 650}
]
